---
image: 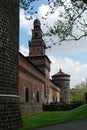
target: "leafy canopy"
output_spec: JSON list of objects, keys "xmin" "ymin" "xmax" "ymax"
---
[{"xmin": 20, "ymin": 0, "xmax": 87, "ymax": 45}]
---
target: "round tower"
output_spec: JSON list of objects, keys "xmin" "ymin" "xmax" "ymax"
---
[
  {"xmin": 0, "ymin": 0, "xmax": 22, "ymax": 129},
  {"xmin": 52, "ymin": 69, "xmax": 70, "ymax": 103}
]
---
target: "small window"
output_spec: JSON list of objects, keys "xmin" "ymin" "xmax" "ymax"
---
[
  {"xmin": 64, "ymin": 91, "xmax": 67, "ymax": 94},
  {"xmin": 37, "ymin": 91, "xmax": 39, "ymax": 103},
  {"xmin": 53, "ymin": 96, "xmax": 55, "ymax": 102},
  {"xmin": 35, "ymin": 33, "xmax": 38, "ymax": 38},
  {"xmin": 25, "ymin": 87, "xmax": 29, "ymax": 103}
]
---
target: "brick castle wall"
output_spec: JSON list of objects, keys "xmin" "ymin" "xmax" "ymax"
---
[
  {"xmin": 20, "ymin": 104, "xmax": 42, "ymax": 115},
  {"xmin": 19, "ymin": 53, "xmax": 60, "ymax": 115},
  {"xmin": 19, "ymin": 53, "xmax": 45, "ymax": 115},
  {"xmin": 0, "ymin": 0, "xmax": 22, "ymax": 129}
]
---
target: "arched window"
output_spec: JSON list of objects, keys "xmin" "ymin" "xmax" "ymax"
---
[
  {"xmin": 25, "ymin": 87, "xmax": 29, "ymax": 103},
  {"xmin": 37, "ymin": 91, "xmax": 39, "ymax": 103},
  {"xmin": 53, "ymin": 96, "xmax": 55, "ymax": 102}
]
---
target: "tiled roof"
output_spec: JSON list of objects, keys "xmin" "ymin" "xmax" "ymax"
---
[{"xmin": 52, "ymin": 69, "xmax": 70, "ymax": 77}]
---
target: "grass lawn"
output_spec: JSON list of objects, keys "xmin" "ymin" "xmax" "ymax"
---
[{"xmin": 17, "ymin": 104, "xmax": 87, "ymax": 130}]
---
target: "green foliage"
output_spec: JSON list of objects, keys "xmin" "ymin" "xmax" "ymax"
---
[
  {"xmin": 16, "ymin": 104, "xmax": 87, "ymax": 130},
  {"xmin": 46, "ymin": 0, "xmax": 87, "ymax": 42},
  {"xmin": 20, "ymin": 0, "xmax": 39, "ymax": 18},
  {"xmin": 19, "ymin": 0, "xmax": 87, "ymax": 42},
  {"xmin": 70, "ymin": 82, "xmax": 87, "ymax": 102},
  {"xmin": 49, "ymin": 20, "xmax": 74, "ymax": 41}
]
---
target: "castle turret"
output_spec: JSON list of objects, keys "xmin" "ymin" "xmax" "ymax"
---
[
  {"xmin": 52, "ymin": 69, "xmax": 70, "ymax": 103},
  {"xmin": 27, "ymin": 19, "xmax": 51, "ymax": 78},
  {"xmin": 29, "ymin": 19, "xmax": 46, "ymax": 56}
]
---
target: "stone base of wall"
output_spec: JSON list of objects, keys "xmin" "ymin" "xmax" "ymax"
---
[
  {"xmin": 20, "ymin": 104, "xmax": 43, "ymax": 115},
  {"xmin": 0, "ymin": 96, "xmax": 22, "ymax": 130}
]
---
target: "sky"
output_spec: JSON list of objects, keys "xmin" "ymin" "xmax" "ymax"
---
[{"xmin": 19, "ymin": 0, "xmax": 87, "ymax": 88}]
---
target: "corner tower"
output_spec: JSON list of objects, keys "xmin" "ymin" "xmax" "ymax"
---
[
  {"xmin": 27, "ymin": 19, "xmax": 51, "ymax": 78},
  {"xmin": 52, "ymin": 69, "xmax": 70, "ymax": 103}
]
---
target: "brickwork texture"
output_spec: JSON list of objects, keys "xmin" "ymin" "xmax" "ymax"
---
[
  {"xmin": 0, "ymin": 0, "xmax": 22, "ymax": 129},
  {"xmin": 19, "ymin": 53, "xmax": 60, "ymax": 115}
]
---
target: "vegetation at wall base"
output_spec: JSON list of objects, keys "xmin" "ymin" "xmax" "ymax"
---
[
  {"xmin": 43, "ymin": 102, "xmax": 84, "ymax": 111},
  {"xmin": 17, "ymin": 103, "xmax": 87, "ymax": 130}
]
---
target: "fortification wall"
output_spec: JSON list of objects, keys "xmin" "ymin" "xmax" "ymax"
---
[{"xmin": 0, "ymin": 0, "xmax": 22, "ymax": 129}]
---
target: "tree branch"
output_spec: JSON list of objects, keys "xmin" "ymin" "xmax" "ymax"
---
[
  {"xmin": 62, "ymin": 33, "xmax": 87, "ymax": 41},
  {"xmin": 73, "ymin": 8, "xmax": 86, "ymax": 21}
]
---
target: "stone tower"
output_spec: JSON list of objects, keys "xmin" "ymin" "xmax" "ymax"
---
[
  {"xmin": 52, "ymin": 69, "xmax": 70, "ymax": 103},
  {"xmin": 27, "ymin": 19, "xmax": 51, "ymax": 78},
  {"xmin": 0, "ymin": 0, "xmax": 22, "ymax": 129}
]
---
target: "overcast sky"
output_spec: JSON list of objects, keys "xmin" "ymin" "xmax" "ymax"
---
[{"xmin": 19, "ymin": 0, "xmax": 87, "ymax": 88}]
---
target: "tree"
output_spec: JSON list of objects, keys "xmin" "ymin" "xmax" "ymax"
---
[
  {"xmin": 20, "ymin": 0, "xmax": 39, "ymax": 20},
  {"xmin": 20, "ymin": 0, "xmax": 87, "ymax": 45},
  {"xmin": 45, "ymin": 0, "xmax": 87, "ymax": 43},
  {"xmin": 70, "ymin": 81, "xmax": 87, "ymax": 102}
]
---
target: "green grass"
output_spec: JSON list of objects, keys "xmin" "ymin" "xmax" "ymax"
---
[{"xmin": 17, "ymin": 104, "xmax": 87, "ymax": 130}]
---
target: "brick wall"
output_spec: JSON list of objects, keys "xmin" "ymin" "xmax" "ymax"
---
[
  {"xmin": 19, "ymin": 53, "xmax": 45, "ymax": 115},
  {"xmin": 0, "ymin": 0, "xmax": 22, "ymax": 129},
  {"xmin": 48, "ymin": 80, "xmax": 60, "ymax": 103},
  {"xmin": 19, "ymin": 53, "xmax": 60, "ymax": 115},
  {"xmin": 20, "ymin": 104, "xmax": 43, "ymax": 115}
]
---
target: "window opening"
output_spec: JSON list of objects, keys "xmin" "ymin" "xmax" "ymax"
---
[{"xmin": 25, "ymin": 87, "xmax": 29, "ymax": 103}]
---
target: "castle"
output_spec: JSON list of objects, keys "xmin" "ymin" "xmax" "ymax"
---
[{"xmin": 19, "ymin": 19, "xmax": 70, "ymax": 115}]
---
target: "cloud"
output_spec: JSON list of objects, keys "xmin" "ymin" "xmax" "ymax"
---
[
  {"xmin": 20, "ymin": 4, "xmax": 62, "ymax": 35},
  {"xmin": 19, "ymin": 4, "xmax": 87, "ymax": 88},
  {"xmin": 20, "ymin": 4, "xmax": 87, "ymax": 53},
  {"xmin": 19, "ymin": 44, "xmax": 87, "ymax": 88},
  {"xmin": 37, "ymin": 5, "xmax": 62, "ymax": 33},
  {"xmin": 19, "ymin": 44, "xmax": 29, "ymax": 56},
  {"xmin": 49, "ymin": 55, "xmax": 87, "ymax": 88},
  {"xmin": 45, "ymin": 36, "xmax": 87, "ymax": 54},
  {"xmin": 20, "ymin": 9, "xmax": 34, "ymax": 35}
]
